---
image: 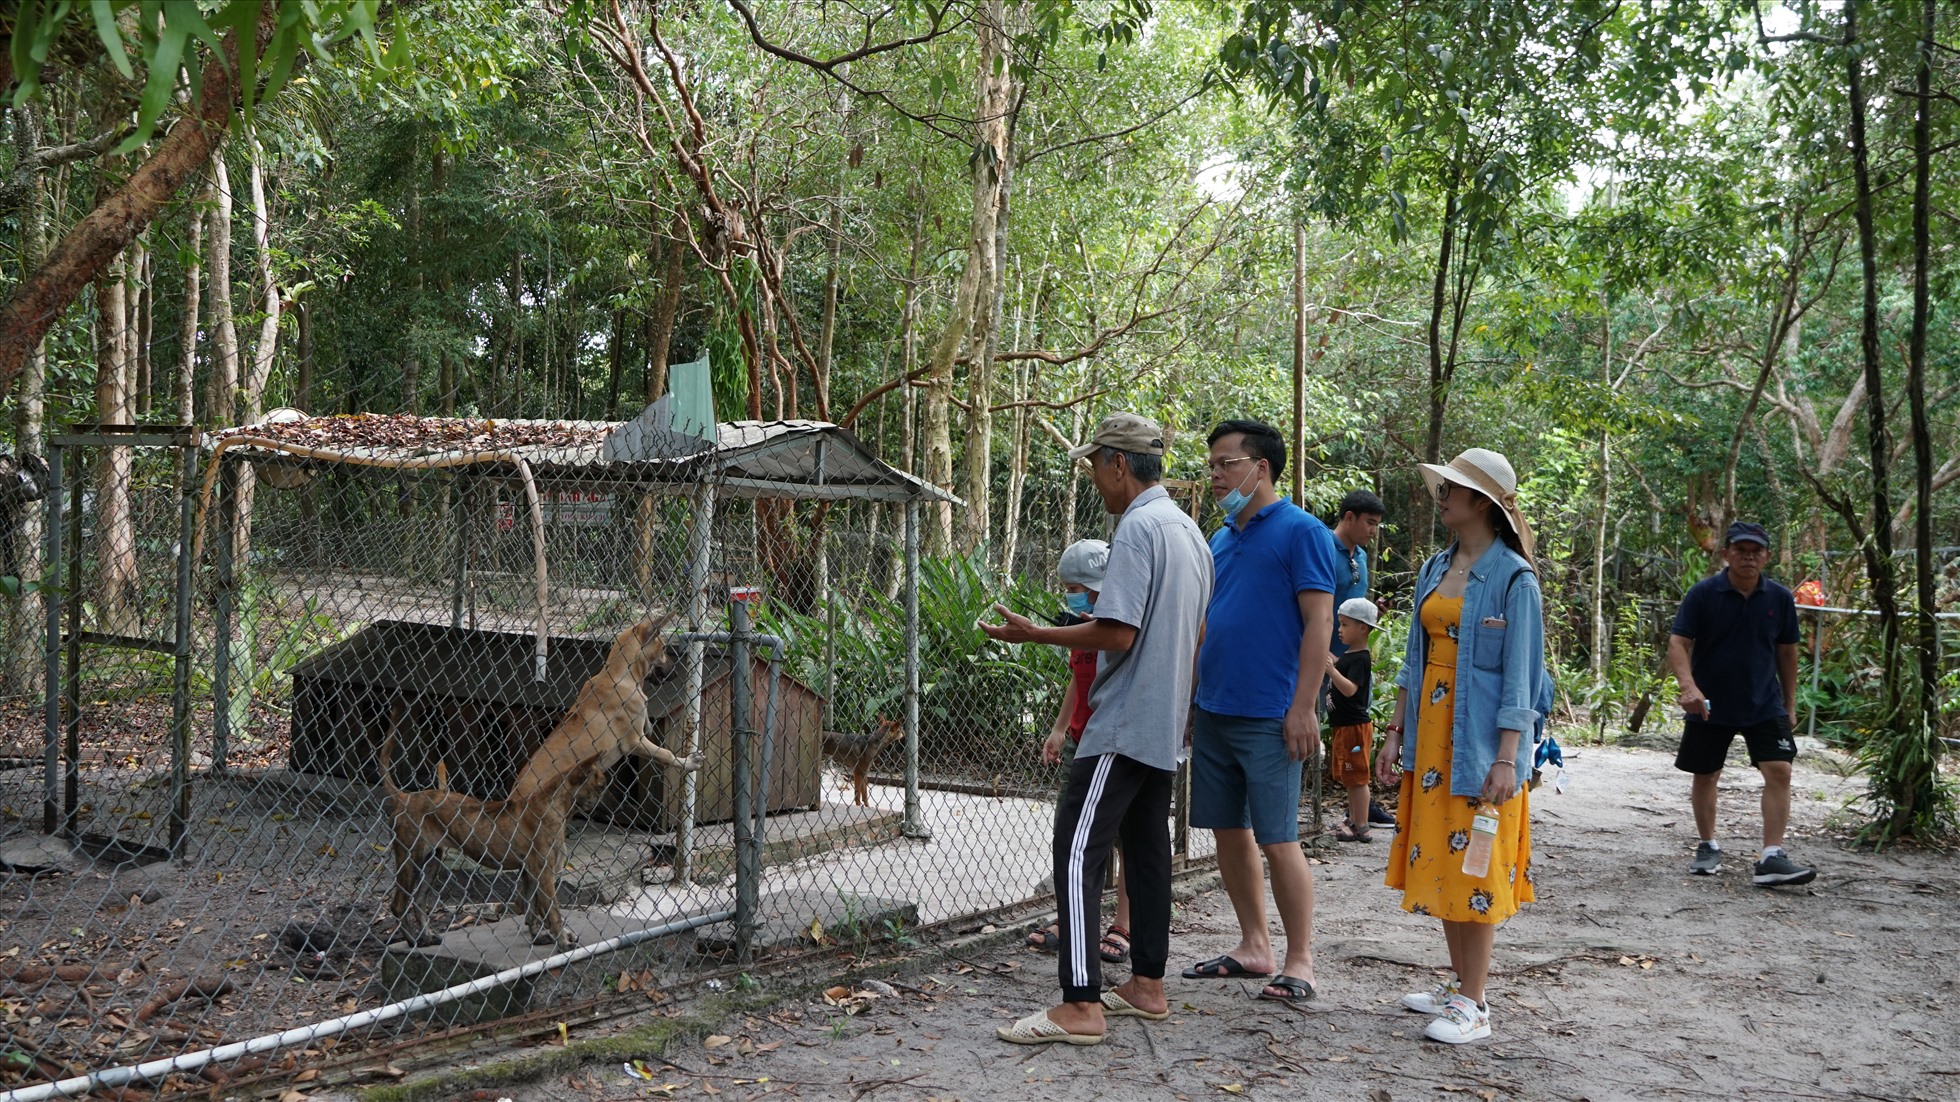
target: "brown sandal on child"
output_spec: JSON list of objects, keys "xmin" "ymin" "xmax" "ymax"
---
[
  {"xmin": 1099, "ymin": 924, "xmax": 1131, "ymax": 964},
  {"xmin": 1332, "ymin": 819, "xmax": 1372, "ymax": 843}
]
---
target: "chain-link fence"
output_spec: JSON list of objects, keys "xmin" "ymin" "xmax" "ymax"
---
[{"xmin": 0, "ymin": 415, "xmax": 1228, "ymax": 1099}]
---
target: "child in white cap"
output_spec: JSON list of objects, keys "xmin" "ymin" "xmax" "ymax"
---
[
  {"xmin": 1026, "ymin": 539, "xmax": 1133, "ymax": 964},
  {"xmin": 1328, "ymin": 596, "xmax": 1381, "ymax": 842}
]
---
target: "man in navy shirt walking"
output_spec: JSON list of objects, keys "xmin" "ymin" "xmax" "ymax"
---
[{"xmin": 1666, "ymin": 521, "xmax": 1815, "ymax": 887}]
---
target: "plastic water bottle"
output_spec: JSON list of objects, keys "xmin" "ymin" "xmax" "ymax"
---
[{"xmin": 1462, "ymin": 805, "xmax": 1499, "ymax": 877}]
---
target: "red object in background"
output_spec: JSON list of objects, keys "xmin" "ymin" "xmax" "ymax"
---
[{"xmin": 1794, "ymin": 579, "xmax": 1827, "ymax": 607}]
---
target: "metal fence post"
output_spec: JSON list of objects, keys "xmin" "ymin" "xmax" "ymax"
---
[
  {"xmin": 212, "ymin": 459, "xmax": 238, "ymax": 774},
  {"xmin": 40, "ymin": 442, "xmax": 63, "ymax": 836},
  {"xmin": 902, "ymin": 499, "xmax": 928, "ymax": 839},
  {"xmin": 730, "ymin": 593, "xmax": 757, "ymax": 963},
  {"xmin": 61, "ymin": 446, "xmax": 83, "ymax": 837},
  {"xmin": 169, "ymin": 438, "xmax": 197, "ymax": 856},
  {"xmin": 676, "ymin": 480, "xmax": 715, "ymax": 882}
]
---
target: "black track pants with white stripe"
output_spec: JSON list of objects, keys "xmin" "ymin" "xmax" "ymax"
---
[{"xmin": 1053, "ymin": 751, "xmax": 1173, "ymax": 1004}]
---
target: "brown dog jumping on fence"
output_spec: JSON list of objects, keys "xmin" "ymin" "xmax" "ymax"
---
[
  {"xmin": 507, "ymin": 614, "xmax": 700, "ymax": 804},
  {"xmin": 380, "ymin": 724, "xmax": 607, "ymax": 949},
  {"xmin": 823, "ymin": 715, "xmax": 904, "ymax": 807}
]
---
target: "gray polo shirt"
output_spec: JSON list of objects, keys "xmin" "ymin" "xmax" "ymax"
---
[{"xmin": 1080, "ymin": 484, "xmax": 1214, "ymax": 773}]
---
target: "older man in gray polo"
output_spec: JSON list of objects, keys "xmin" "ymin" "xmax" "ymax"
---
[{"xmin": 983, "ymin": 412, "xmax": 1213, "ymax": 1046}]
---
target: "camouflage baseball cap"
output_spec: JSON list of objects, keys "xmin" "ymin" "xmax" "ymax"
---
[{"xmin": 1067, "ymin": 412, "xmax": 1167, "ymax": 460}]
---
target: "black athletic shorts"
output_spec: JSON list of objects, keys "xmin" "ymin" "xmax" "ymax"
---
[{"xmin": 1674, "ymin": 716, "xmax": 1797, "ymax": 774}]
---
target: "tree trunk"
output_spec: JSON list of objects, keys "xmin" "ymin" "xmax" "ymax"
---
[
  {"xmin": 93, "ymin": 255, "xmax": 138, "ymax": 633},
  {"xmin": 999, "ymin": 271, "xmax": 1038, "ymax": 577},
  {"xmin": 1420, "ymin": 183, "xmax": 1460, "ymax": 547},
  {"xmin": 924, "ymin": 0, "xmax": 1011, "ymax": 555},
  {"xmin": 205, "ymin": 149, "xmax": 238, "ymax": 427},
  {"xmin": 403, "ymin": 139, "xmax": 422, "ymax": 415},
  {"xmin": 4, "ymin": 102, "xmax": 50, "ymax": 692},
  {"xmin": 175, "ymin": 172, "xmax": 205, "ymax": 422},
  {"xmin": 645, "ymin": 213, "xmax": 687, "ymax": 402},
  {"xmin": 1896, "ymin": 0, "xmax": 1941, "ymax": 830},
  {"xmin": 294, "ymin": 300, "xmax": 312, "ymax": 411},
  {"xmin": 957, "ymin": 7, "xmax": 1017, "ymax": 556},
  {"xmin": 1844, "ymin": 3, "xmax": 1901, "ymax": 723},
  {"xmin": 887, "ymin": 182, "xmax": 928, "ymax": 599},
  {"xmin": 243, "ymin": 139, "xmax": 279, "ymax": 421},
  {"xmin": 606, "ymin": 307, "xmax": 626, "ymax": 418},
  {"xmin": 133, "ymin": 235, "xmax": 153, "ymax": 416},
  {"xmin": 0, "ymin": 13, "xmax": 268, "ymax": 400},
  {"xmin": 1592, "ymin": 299, "xmax": 1611, "ymax": 687}
]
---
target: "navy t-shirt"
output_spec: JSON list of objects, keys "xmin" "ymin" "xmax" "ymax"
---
[
  {"xmin": 1330, "ymin": 542, "xmax": 1369, "ymax": 656},
  {"xmin": 1670, "ymin": 569, "xmax": 1801, "ymax": 726},
  {"xmin": 1196, "ymin": 500, "xmax": 1340, "ymax": 719}
]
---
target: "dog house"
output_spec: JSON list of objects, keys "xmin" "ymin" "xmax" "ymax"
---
[{"xmin": 287, "ymin": 619, "xmax": 825, "ymax": 827}]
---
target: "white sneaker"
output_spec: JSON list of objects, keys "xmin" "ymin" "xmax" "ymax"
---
[
  {"xmin": 1400, "ymin": 976, "xmax": 1460, "ymax": 1015},
  {"xmin": 1423, "ymin": 994, "xmax": 1491, "ymax": 1044}
]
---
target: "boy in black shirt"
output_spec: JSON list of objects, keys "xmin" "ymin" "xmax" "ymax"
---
[{"xmin": 1327, "ymin": 598, "xmax": 1379, "ymax": 842}]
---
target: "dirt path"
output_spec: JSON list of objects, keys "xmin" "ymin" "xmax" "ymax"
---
[{"xmin": 353, "ymin": 743, "xmax": 1958, "ymax": 1102}]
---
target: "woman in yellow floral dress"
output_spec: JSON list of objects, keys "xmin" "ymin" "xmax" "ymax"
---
[{"xmin": 1376, "ymin": 448, "xmax": 1548, "ymax": 1045}]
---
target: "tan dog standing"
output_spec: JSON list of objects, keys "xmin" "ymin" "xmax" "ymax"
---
[
  {"xmin": 822, "ymin": 715, "xmax": 904, "ymax": 807},
  {"xmin": 380, "ymin": 731, "xmax": 607, "ymax": 949},
  {"xmin": 507, "ymin": 615, "xmax": 700, "ymax": 803}
]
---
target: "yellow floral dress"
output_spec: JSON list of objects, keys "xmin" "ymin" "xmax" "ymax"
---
[{"xmin": 1385, "ymin": 594, "xmax": 1534, "ymax": 922}]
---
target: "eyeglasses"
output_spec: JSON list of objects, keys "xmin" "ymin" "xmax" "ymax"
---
[
  {"xmin": 1207, "ymin": 456, "xmax": 1259, "ymax": 475},
  {"xmin": 1348, "ymin": 551, "xmax": 1361, "ymax": 586},
  {"xmin": 1432, "ymin": 482, "xmax": 1455, "ymax": 503}
]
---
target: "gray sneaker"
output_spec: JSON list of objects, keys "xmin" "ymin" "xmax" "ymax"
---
[
  {"xmin": 1689, "ymin": 842, "xmax": 1722, "ymax": 875},
  {"xmin": 1752, "ymin": 853, "xmax": 1816, "ymax": 887}
]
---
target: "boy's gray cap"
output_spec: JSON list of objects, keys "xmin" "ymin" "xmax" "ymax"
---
[
  {"xmin": 1068, "ymin": 412, "xmax": 1167, "ymax": 460},
  {"xmin": 1058, "ymin": 539, "xmax": 1110, "ymax": 586},
  {"xmin": 1337, "ymin": 596, "xmax": 1380, "ymax": 629}
]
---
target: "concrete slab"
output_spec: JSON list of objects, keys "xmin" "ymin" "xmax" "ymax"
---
[
  {"xmin": 645, "ymin": 802, "xmax": 904, "ymax": 880},
  {"xmin": 694, "ymin": 887, "xmax": 919, "ymax": 956},
  {"xmin": 378, "ymin": 909, "xmax": 705, "ymax": 1026}
]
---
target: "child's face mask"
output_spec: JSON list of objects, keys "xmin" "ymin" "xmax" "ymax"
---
[{"xmin": 1065, "ymin": 591, "xmax": 1095, "ymax": 615}]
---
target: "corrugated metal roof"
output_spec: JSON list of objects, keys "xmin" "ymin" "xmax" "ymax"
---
[{"xmin": 213, "ymin": 415, "xmax": 960, "ymax": 504}]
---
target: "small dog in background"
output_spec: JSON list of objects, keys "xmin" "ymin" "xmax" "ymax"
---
[
  {"xmin": 380, "ymin": 723, "xmax": 608, "ymax": 950},
  {"xmin": 822, "ymin": 715, "xmax": 904, "ymax": 807}
]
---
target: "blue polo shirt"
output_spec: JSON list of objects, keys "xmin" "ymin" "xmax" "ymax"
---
[
  {"xmin": 1670, "ymin": 569, "xmax": 1801, "ymax": 726},
  {"xmin": 1330, "ymin": 541, "xmax": 1369, "ymax": 656},
  {"xmin": 1196, "ymin": 500, "xmax": 1340, "ymax": 719}
]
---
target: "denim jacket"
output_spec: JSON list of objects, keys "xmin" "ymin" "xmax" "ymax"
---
[{"xmin": 1395, "ymin": 540, "xmax": 1549, "ymax": 801}]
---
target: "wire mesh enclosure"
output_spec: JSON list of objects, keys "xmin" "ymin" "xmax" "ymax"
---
[{"xmin": 0, "ymin": 411, "xmax": 1218, "ymax": 1099}]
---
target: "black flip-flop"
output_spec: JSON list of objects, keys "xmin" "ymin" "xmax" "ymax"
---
[
  {"xmin": 1258, "ymin": 974, "xmax": 1316, "ymax": 1004},
  {"xmin": 1181, "ymin": 954, "xmax": 1270, "ymax": 980}
]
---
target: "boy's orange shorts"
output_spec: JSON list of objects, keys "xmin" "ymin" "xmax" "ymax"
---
[{"xmin": 1328, "ymin": 722, "xmax": 1374, "ymax": 787}]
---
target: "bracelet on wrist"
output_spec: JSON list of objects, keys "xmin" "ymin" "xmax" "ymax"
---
[
  {"xmin": 1386, "ymin": 723, "xmax": 1404, "ymax": 735},
  {"xmin": 1493, "ymin": 758, "xmax": 1516, "ymax": 769}
]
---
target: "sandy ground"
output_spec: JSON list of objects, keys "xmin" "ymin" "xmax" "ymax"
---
[{"xmin": 364, "ymin": 741, "xmax": 1960, "ymax": 1102}]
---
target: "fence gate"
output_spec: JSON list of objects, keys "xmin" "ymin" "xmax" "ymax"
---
[{"xmin": 41, "ymin": 423, "xmax": 199, "ymax": 854}]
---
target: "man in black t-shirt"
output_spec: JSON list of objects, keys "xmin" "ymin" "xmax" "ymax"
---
[{"xmin": 1666, "ymin": 522, "xmax": 1814, "ymax": 887}]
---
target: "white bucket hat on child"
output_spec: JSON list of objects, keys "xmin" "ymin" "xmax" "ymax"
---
[
  {"xmin": 1058, "ymin": 539, "xmax": 1110, "ymax": 587},
  {"xmin": 1337, "ymin": 597, "xmax": 1380, "ymax": 629}
]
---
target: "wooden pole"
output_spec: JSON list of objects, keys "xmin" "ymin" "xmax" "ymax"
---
[{"xmin": 1292, "ymin": 219, "xmax": 1306, "ymax": 506}]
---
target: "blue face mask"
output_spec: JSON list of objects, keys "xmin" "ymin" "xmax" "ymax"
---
[
  {"xmin": 1220, "ymin": 465, "xmax": 1259, "ymax": 519},
  {"xmin": 1065, "ymin": 592, "xmax": 1094, "ymax": 616}
]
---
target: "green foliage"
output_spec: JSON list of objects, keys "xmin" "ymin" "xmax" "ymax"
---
[
  {"xmin": 758, "ymin": 554, "xmax": 1066, "ymax": 777},
  {"xmin": 9, "ymin": 0, "xmax": 396, "ymax": 152}
]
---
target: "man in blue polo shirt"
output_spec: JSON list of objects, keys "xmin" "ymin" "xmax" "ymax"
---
[
  {"xmin": 1181, "ymin": 419, "xmax": 1338, "ymax": 1004},
  {"xmin": 1666, "ymin": 521, "xmax": 1814, "ymax": 887}
]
